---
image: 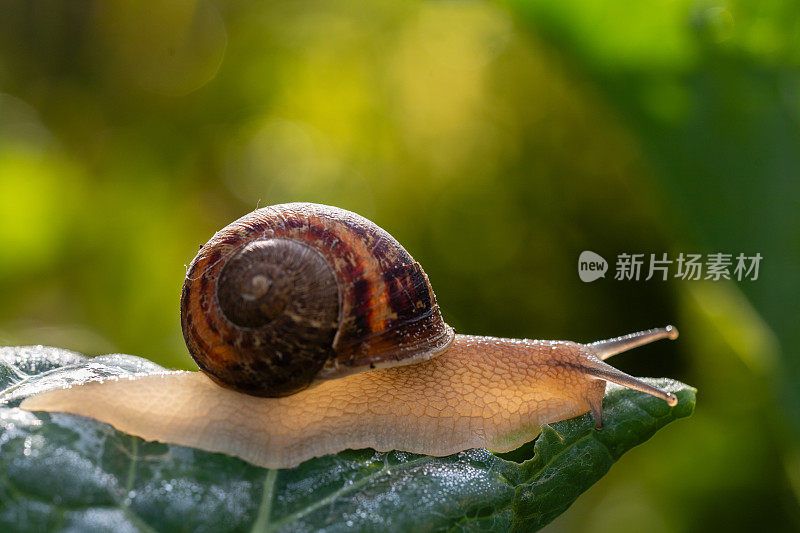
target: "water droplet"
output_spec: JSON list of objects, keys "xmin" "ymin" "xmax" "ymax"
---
[{"xmin": 23, "ymin": 436, "xmax": 33, "ymax": 456}]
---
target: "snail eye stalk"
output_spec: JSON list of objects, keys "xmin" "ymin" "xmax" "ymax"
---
[{"xmin": 588, "ymin": 325, "xmax": 678, "ymax": 360}]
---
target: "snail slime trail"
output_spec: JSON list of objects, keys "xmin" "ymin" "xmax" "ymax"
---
[{"xmin": 22, "ymin": 203, "xmax": 681, "ymax": 469}]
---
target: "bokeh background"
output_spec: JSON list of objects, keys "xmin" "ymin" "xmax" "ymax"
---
[{"xmin": 1, "ymin": 0, "xmax": 798, "ymax": 530}]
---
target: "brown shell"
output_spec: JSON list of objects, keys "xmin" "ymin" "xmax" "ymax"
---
[{"xmin": 180, "ymin": 202, "xmax": 455, "ymax": 397}]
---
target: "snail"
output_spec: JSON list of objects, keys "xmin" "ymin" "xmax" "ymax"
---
[{"xmin": 21, "ymin": 202, "xmax": 680, "ymax": 469}]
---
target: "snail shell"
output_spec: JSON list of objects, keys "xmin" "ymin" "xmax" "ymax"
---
[{"xmin": 181, "ymin": 202, "xmax": 454, "ymax": 397}]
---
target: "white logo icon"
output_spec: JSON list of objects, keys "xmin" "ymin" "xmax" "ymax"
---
[{"xmin": 578, "ymin": 251, "xmax": 608, "ymax": 282}]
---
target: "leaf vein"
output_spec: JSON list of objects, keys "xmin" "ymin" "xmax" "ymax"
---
[{"xmin": 269, "ymin": 455, "xmax": 431, "ymax": 530}]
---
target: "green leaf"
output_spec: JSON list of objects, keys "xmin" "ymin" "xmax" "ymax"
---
[{"xmin": 0, "ymin": 346, "xmax": 695, "ymax": 532}]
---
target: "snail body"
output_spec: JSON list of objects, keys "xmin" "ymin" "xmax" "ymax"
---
[{"xmin": 22, "ymin": 203, "xmax": 680, "ymax": 469}]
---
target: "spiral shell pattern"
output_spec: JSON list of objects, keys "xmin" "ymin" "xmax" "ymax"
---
[{"xmin": 180, "ymin": 202, "xmax": 454, "ymax": 396}]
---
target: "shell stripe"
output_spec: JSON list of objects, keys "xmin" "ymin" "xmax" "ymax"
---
[{"xmin": 180, "ymin": 203, "xmax": 454, "ymax": 395}]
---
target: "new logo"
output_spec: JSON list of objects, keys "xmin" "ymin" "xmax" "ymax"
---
[{"xmin": 578, "ymin": 251, "xmax": 608, "ymax": 282}]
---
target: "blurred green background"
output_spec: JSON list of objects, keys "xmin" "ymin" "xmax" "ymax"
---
[{"xmin": 0, "ymin": 0, "xmax": 798, "ymax": 530}]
